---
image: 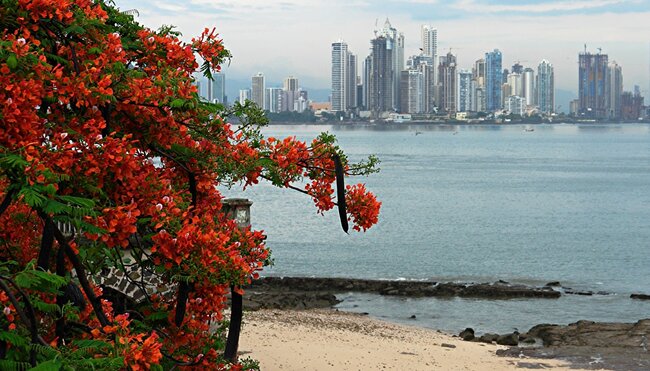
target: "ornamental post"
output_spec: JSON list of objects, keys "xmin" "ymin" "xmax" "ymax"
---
[{"xmin": 222, "ymin": 198, "xmax": 253, "ymax": 363}]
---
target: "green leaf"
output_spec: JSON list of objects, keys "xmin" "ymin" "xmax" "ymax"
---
[
  {"xmin": 32, "ymin": 300, "xmax": 62, "ymax": 315},
  {"xmin": 70, "ymin": 339, "xmax": 112, "ymax": 352},
  {"xmin": 15, "ymin": 270, "xmax": 67, "ymax": 294},
  {"xmin": 28, "ymin": 359, "xmax": 62, "ymax": 371},
  {"xmin": 170, "ymin": 98, "xmax": 186, "ymax": 108},
  {"xmin": 0, "ymin": 330, "xmax": 30, "ymax": 347},
  {"xmin": 18, "ymin": 187, "xmax": 48, "ymax": 208},
  {"xmin": 63, "ymin": 25, "xmax": 85, "ymax": 36},
  {"xmin": 57, "ymin": 195, "xmax": 95, "ymax": 208},
  {"xmin": 7, "ymin": 54, "xmax": 18, "ymax": 70},
  {"xmin": 146, "ymin": 311, "xmax": 169, "ymax": 321},
  {"xmin": 0, "ymin": 359, "xmax": 32, "ymax": 371}
]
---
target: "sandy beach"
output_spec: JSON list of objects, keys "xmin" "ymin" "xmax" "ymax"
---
[{"xmin": 239, "ymin": 309, "xmax": 595, "ymax": 370}]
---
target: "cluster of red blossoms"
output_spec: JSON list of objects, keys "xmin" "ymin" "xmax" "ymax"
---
[{"xmin": 0, "ymin": 0, "xmax": 380, "ymax": 369}]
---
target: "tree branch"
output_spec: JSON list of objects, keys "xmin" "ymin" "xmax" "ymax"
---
[
  {"xmin": 36, "ymin": 213, "xmax": 55, "ymax": 271},
  {"xmin": 47, "ymin": 218, "xmax": 109, "ymax": 327},
  {"xmin": 0, "ymin": 188, "xmax": 16, "ymax": 217}
]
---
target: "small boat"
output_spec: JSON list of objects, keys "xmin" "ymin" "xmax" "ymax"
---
[
  {"xmin": 524, "ymin": 128, "xmax": 534, "ymax": 132},
  {"xmin": 415, "ymin": 131, "xmax": 423, "ymax": 136},
  {"xmin": 452, "ymin": 131, "xmax": 458, "ymax": 135}
]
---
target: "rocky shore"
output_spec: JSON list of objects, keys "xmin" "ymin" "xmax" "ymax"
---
[
  {"xmin": 243, "ymin": 276, "xmax": 650, "ymax": 370},
  {"xmin": 243, "ymin": 276, "xmax": 561, "ymax": 310}
]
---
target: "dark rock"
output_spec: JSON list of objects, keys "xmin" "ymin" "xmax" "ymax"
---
[
  {"xmin": 247, "ymin": 277, "xmax": 561, "ymax": 300},
  {"xmin": 496, "ymin": 332, "xmax": 519, "ymax": 346},
  {"xmin": 478, "ymin": 333, "xmax": 499, "ymax": 344},
  {"xmin": 631, "ymin": 294, "xmax": 650, "ymax": 300},
  {"xmin": 545, "ymin": 281, "xmax": 561, "ymax": 287},
  {"xmin": 409, "ymin": 314, "xmax": 417, "ymax": 319},
  {"xmin": 565, "ymin": 290, "xmax": 593, "ymax": 296},
  {"xmin": 518, "ymin": 334, "xmax": 536, "ymax": 344},
  {"xmin": 526, "ymin": 319, "xmax": 650, "ymax": 348},
  {"xmin": 441, "ymin": 343, "xmax": 456, "ymax": 349},
  {"xmin": 459, "ymin": 328, "xmax": 475, "ymax": 341}
]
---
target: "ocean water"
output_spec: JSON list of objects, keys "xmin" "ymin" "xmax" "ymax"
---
[{"xmin": 229, "ymin": 123, "xmax": 650, "ymax": 334}]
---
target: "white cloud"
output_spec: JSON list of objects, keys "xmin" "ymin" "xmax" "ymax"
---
[{"xmin": 451, "ymin": 0, "xmax": 629, "ymax": 13}]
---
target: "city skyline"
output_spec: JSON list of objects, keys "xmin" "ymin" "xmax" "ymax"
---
[{"xmin": 115, "ymin": 0, "xmax": 650, "ymax": 97}]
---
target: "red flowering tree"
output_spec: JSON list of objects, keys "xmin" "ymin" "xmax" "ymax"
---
[{"xmin": 0, "ymin": 1, "xmax": 380, "ymax": 369}]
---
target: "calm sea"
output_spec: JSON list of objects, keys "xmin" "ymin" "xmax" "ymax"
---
[{"xmin": 230, "ymin": 123, "xmax": 650, "ymax": 334}]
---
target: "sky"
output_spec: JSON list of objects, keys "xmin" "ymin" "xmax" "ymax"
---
[{"xmin": 114, "ymin": 0, "xmax": 650, "ymax": 101}]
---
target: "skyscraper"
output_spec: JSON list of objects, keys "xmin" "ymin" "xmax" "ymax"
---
[
  {"xmin": 347, "ymin": 53, "xmax": 357, "ymax": 109},
  {"xmin": 507, "ymin": 73, "xmax": 523, "ymax": 97},
  {"xmin": 511, "ymin": 62, "xmax": 524, "ymax": 74},
  {"xmin": 368, "ymin": 36, "xmax": 393, "ymax": 115},
  {"xmin": 251, "ymin": 72, "xmax": 265, "ymax": 108},
  {"xmin": 284, "ymin": 76, "xmax": 299, "ymax": 92},
  {"xmin": 421, "ymin": 25, "xmax": 438, "ymax": 86},
  {"xmin": 522, "ymin": 68, "xmax": 535, "ymax": 106},
  {"xmin": 211, "ymin": 73, "xmax": 226, "ymax": 104},
  {"xmin": 381, "ymin": 19, "xmax": 404, "ymax": 111},
  {"xmin": 438, "ymin": 52, "xmax": 457, "ymax": 113},
  {"xmin": 472, "ymin": 58, "xmax": 486, "ymax": 112},
  {"xmin": 578, "ymin": 50, "xmax": 608, "ymax": 117},
  {"xmin": 362, "ymin": 56, "xmax": 372, "ymax": 110},
  {"xmin": 239, "ymin": 89, "xmax": 251, "ymax": 105},
  {"xmin": 606, "ymin": 61, "xmax": 623, "ymax": 119},
  {"xmin": 331, "ymin": 40, "xmax": 349, "ymax": 112},
  {"xmin": 485, "ymin": 49, "xmax": 503, "ymax": 112},
  {"xmin": 399, "ymin": 69, "xmax": 424, "ymax": 114},
  {"xmin": 457, "ymin": 70, "xmax": 473, "ymax": 112},
  {"xmin": 537, "ymin": 60, "xmax": 554, "ymax": 114},
  {"xmin": 265, "ymin": 87, "xmax": 283, "ymax": 113},
  {"xmin": 283, "ymin": 76, "xmax": 299, "ymax": 112}
]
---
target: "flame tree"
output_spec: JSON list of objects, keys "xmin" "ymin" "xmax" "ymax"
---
[{"xmin": 0, "ymin": 1, "xmax": 380, "ymax": 369}]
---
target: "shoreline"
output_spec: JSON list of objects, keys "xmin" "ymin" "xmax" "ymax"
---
[
  {"xmin": 240, "ymin": 276, "xmax": 650, "ymax": 369},
  {"xmin": 240, "ymin": 309, "xmax": 594, "ymax": 370}
]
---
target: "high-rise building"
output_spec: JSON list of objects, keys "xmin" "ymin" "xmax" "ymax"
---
[
  {"xmin": 536, "ymin": 60, "xmax": 554, "ymax": 114},
  {"xmin": 211, "ymin": 73, "xmax": 226, "ymax": 104},
  {"xmin": 239, "ymin": 89, "xmax": 251, "ymax": 104},
  {"xmin": 331, "ymin": 40, "xmax": 349, "ymax": 112},
  {"xmin": 265, "ymin": 88, "xmax": 284, "ymax": 113},
  {"xmin": 407, "ymin": 54, "xmax": 436, "ymax": 113},
  {"xmin": 251, "ymin": 72, "xmax": 265, "ymax": 108},
  {"xmin": 485, "ymin": 49, "xmax": 503, "ymax": 112},
  {"xmin": 578, "ymin": 50, "xmax": 608, "ymax": 117},
  {"xmin": 438, "ymin": 52, "xmax": 457, "ymax": 113},
  {"xmin": 621, "ymin": 90, "xmax": 644, "ymax": 120},
  {"xmin": 331, "ymin": 41, "xmax": 358, "ymax": 112},
  {"xmin": 400, "ymin": 69, "xmax": 424, "ymax": 114},
  {"xmin": 362, "ymin": 56, "xmax": 372, "ymax": 109},
  {"xmin": 421, "ymin": 25, "xmax": 438, "ymax": 86},
  {"xmin": 457, "ymin": 69, "xmax": 473, "ymax": 112},
  {"xmin": 505, "ymin": 95, "xmax": 526, "ymax": 116},
  {"xmin": 473, "ymin": 59, "xmax": 486, "ymax": 88},
  {"xmin": 472, "ymin": 58, "xmax": 486, "ymax": 112},
  {"xmin": 522, "ymin": 68, "xmax": 535, "ymax": 106},
  {"xmin": 284, "ymin": 76, "xmax": 299, "ymax": 92},
  {"xmin": 381, "ymin": 19, "xmax": 404, "ymax": 111},
  {"xmin": 347, "ymin": 53, "xmax": 357, "ymax": 109},
  {"xmin": 282, "ymin": 76, "xmax": 299, "ymax": 112},
  {"xmin": 507, "ymin": 73, "xmax": 523, "ymax": 97},
  {"xmin": 606, "ymin": 61, "xmax": 623, "ymax": 119},
  {"xmin": 368, "ymin": 36, "xmax": 393, "ymax": 115},
  {"xmin": 511, "ymin": 62, "xmax": 524, "ymax": 74}
]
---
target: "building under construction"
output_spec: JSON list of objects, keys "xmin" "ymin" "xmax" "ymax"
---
[{"xmin": 578, "ymin": 49, "xmax": 608, "ymax": 118}]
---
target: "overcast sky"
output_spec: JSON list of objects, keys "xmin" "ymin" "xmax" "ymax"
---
[{"xmin": 115, "ymin": 0, "xmax": 650, "ymax": 96}]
